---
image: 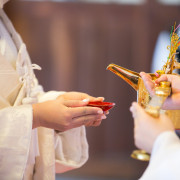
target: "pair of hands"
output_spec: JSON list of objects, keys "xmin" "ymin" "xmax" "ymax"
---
[
  {"xmin": 33, "ymin": 92, "xmax": 108, "ymax": 132},
  {"xmin": 130, "ymin": 72, "xmax": 180, "ymax": 153}
]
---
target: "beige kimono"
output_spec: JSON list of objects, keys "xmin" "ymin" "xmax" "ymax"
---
[{"xmin": 0, "ymin": 1, "xmax": 88, "ymax": 180}]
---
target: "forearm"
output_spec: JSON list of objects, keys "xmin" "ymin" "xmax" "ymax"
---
[{"xmin": 32, "ymin": 103, "xmax": 41, "ymax": 129}]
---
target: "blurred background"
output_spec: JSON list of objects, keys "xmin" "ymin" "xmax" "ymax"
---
[{"xmin": 4, "ymin": 0, "xmax": 180, "ymax": 179}]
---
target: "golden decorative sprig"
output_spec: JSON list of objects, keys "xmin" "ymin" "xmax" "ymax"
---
[{"xmin": 162, "ymin": 23, "xmax": 180, "ymax": 74}]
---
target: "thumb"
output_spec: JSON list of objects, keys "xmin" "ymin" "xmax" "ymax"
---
[
  {"xmin": 130, "ymin": 102, "xmax": 143, "ymax": 119},
  {"xmin": 130, "ymin": 102, "xmax": 149, "ymax": 120}
]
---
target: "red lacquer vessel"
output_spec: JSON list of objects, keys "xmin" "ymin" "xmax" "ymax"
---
[{"xmin": 88, "ymin": 102, "xmax": 115, "ymax": 111}]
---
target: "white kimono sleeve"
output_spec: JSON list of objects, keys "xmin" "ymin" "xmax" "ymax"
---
[
  {"xmin": 0, "ymin": 104, "xmax": 33, "ymax": 180},
  {"xmin": 38, "ymin": 91, "xmax": 89, "ymax": 173},
  {"xmin": 140, "ymin": 131, "xmax": 180, "ymax": 180}
]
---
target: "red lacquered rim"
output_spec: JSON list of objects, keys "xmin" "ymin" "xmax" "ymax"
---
[
  {"xmin": 87, "ymin": 101, "xmax": 115, "ymax": 111},
  {"xmin": 88, "ymin": 102, "xmax": 115, "ymax": 106}
]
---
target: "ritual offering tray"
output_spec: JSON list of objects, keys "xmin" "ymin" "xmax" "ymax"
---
[{"xmin": 87, "ymin": 102, "xmax": 115, "ymax": 111}]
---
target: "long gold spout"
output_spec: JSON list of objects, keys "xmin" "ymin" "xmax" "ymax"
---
[{"xmin": 107, "ymin": 63, "xmax": 140, "ymax": 91}]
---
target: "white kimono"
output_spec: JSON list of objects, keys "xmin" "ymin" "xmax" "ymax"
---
[
  {"xmin": 140, "ymin": 131, "xmax": 180, "ymax": 180},
  {"xmin": 0, "ymin": 1, "xmax": 88, "ymax": 180}
]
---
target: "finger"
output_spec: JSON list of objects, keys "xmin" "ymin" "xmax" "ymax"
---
[
  {"xmin": 140, "ymin": 72, "xmax": 152, "ymax": 81},
  {"xmin": 63, "ymin": 99, "xmax": 90, "ymax": 107},
  {"xmin": 155, "ymin": 72, "xmax": 160, "ymax": 77},
  {"xmin": 61, "ymin": 92, "xmax": 92, "ymax": 101},
  {"xmin": 73, "ymin": 114, "xmax": 106, "ymax": 126},
  {"xmin": 104, "ymin": 111, "xmax": 109, "ymax": 115},
  {"xmin": 85, "ymin": 119, "xmax": 102, "ymax": 127},
  {"xmin": 129, "ymin": 102, "xmax": 139, "ymax": 118},
  {"xmin": 130, "ymin": 102, "xmax": 147, "ymax": 120},
  {"xmin": 94, "ymin": 97, "xmax": 105, "ymax": 102},
  {"xmin": 86, "ymin": 96, "xmax": 105, "ymax": 102},
  {"xmin": 73, "ymin": 92, "xmax": 105, "ymax": 102},
  {"xmin": 140, "ymin": 72, "xmax": 155, "ymax": 96},
  {"xmin": 91, "ymin": 120, "xmax": 102, "ymax": 127},
  {"xmin": 155, "ymin": 74, "xmax": 168, "ymax": 84},
  {"xmin": 145, "ymin": 81, "xmax": 155, "ymax": 96},
  {"xmin": 130, "ymin": 103, "xmax": 139, "ymax": 126},
  {"xmin": 69, "ymin": 106, "xmax": 104, "ymax": 117}
]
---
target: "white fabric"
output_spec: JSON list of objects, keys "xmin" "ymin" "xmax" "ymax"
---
[
  {"xmin": 151, "ymin": 31, "xmax": 170, "ymax": 73},
  {"xmin": 0, "ymin": 0, "xmax": 9, "ymax": 9},
  {"xmin": 0, "ymin": 105, "xmax": 33, "ymax": 180},
  {"xmin": 0, "ymin": 54, "xmax": 22, "ymax": 108},
  {"xmin": 140, "ymin": 131, "xmax": 180, "ymax": 180},
  {"xmin": 0, "ymin": 6, "xmax": 88, "ymax": 180},
  {"xmin": 37, "ymin": 91, "xmax": 89, "ymax": 173},
  {"xmin": 0, "ymin": 19, "xmax": 17, "ymax": 67}
]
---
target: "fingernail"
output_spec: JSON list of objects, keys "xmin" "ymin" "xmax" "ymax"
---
[
  {"xmin": 82, "ymin": 98, "xmax": 89, "ymax": 102},
  {"xmin": 98, "ymin": 110, "xmax": 103, "ymax": 114},
  {"xmin": 102, "ymin": 115, "xmax": 106, "ymax": 119},
  {"xmin": 98, "ymin": 97, "xmax": 105, "ymax": 101},
  {"xmin": 104, "ymin": 111, "xmax": 109, "ymax": 115},
  {"xmin": 155, "ymin": 72, "xmax": 159, "ymax": 77}
]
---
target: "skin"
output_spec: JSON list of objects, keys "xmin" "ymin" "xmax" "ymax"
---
[
  {"xmin": 130, "ymin": 102, "xmax": 174, "ymax": 153},
  {"xmin": 32, "ymin": 91, "xmax": 108, "ymax": 132},
  {"xmin": 140, "ymin": 72, "xmax": 180, "ymax": 109},
  {"xmin": 129, "ymin": 72, "xmax": 180, "ymax": 153}
]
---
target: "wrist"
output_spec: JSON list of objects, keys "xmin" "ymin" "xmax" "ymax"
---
[{"xmin": 32, "ymin": 103, "xmax": 41, "ymax": 129}]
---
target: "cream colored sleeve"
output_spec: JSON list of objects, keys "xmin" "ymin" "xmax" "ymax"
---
[
  {"xmin": 54, "ymin": 126, "xmax": 88, "ymax": 173},
  {"xmin": 37, "ymin": 91, "xmax": 89, "ymax": 173},
  {"xmin": 0, "ymin": 105, "xmax": 33, "ymax": 180},
  {"xmin": 140, "ymin": 131, "xmax": 180, "ymax": 180}
]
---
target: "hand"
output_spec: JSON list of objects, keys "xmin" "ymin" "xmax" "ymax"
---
[
  {"xmin": 57, "ymin": 91, "xmax": 105, "ymax": 103},
  {"xmin": 32, "ymin": 92, "xmax": 107, "ymax": 131},
  {"xmin": 130, "ymin": 102, "xmax": 174, "ymax": 153},
  {"xmin": 57, "ymin": 91, "xmax": 108, "ymax": 126},
  {"xmin": 140, "ymin": 72, "xmax": 180, "ymax": 109}
]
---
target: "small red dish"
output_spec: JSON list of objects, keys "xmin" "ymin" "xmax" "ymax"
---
[{"xmin": 87, "ymin": 102, "xmax": 115, "ymax": 111}]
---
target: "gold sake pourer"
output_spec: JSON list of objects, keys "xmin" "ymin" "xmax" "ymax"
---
[
  {"xmin": 107, "ymin": 63, "xmax": 152, "ymax": 108},
  {"xmin": 145, "ymin": 81, "xmax": 171, "ymax": 118},
  {"xmin": 107, "ymin": 63, "xmax": 180, "ymax": 161},
  {"xmin": 107, "ymin": 63, "xmax": 179, "ymax": 125}
]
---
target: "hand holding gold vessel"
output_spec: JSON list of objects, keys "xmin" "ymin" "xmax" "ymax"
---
[{"xmin": 107, "ymin": 64, "xmax": 180, "ymax": 161}]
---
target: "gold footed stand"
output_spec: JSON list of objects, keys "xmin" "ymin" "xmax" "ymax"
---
[{"xmin": 131, "ymin": 150, "xmax": 150, "ymax": 161}]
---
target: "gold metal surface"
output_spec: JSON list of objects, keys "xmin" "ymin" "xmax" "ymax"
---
[
  {"xmin": 107, "ymin": 63, "xmax": 180, "ymax": 129},
  {"xmin": 145, "ymin": 105, "xmax": 160, "ymax": 118},
  {"xmin": 107, "ymin": 63, "xmax": 180, "ymax": 161},
  {"xmin": 107, "ymin": 64, "xmax": 140, "ymax": 91},
  {"xmin": 131, "ymin": 150, "xmax": 150, "ymax": 161},
  {"xmin": 155, "ymin": 81, "xmax": 171, "ymax": 97}
]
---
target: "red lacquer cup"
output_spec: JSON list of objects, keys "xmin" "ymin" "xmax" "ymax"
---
[{"xmin": 87, "ymin": 101, "xmax": 115, "ymax": 111}]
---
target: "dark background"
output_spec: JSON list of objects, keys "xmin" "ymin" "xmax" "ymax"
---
[{"xmin": 4, "ymin": 0, "xmax": 180, "ymax": 179}]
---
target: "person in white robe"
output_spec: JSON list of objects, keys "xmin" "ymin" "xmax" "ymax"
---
[
  {"xmin": 130, "ymin": 72, "xmax": 180, "ymax": 180},
  {"xmin": 0, "ymin": 1, "xmax": 108, "ymax": 179}
]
